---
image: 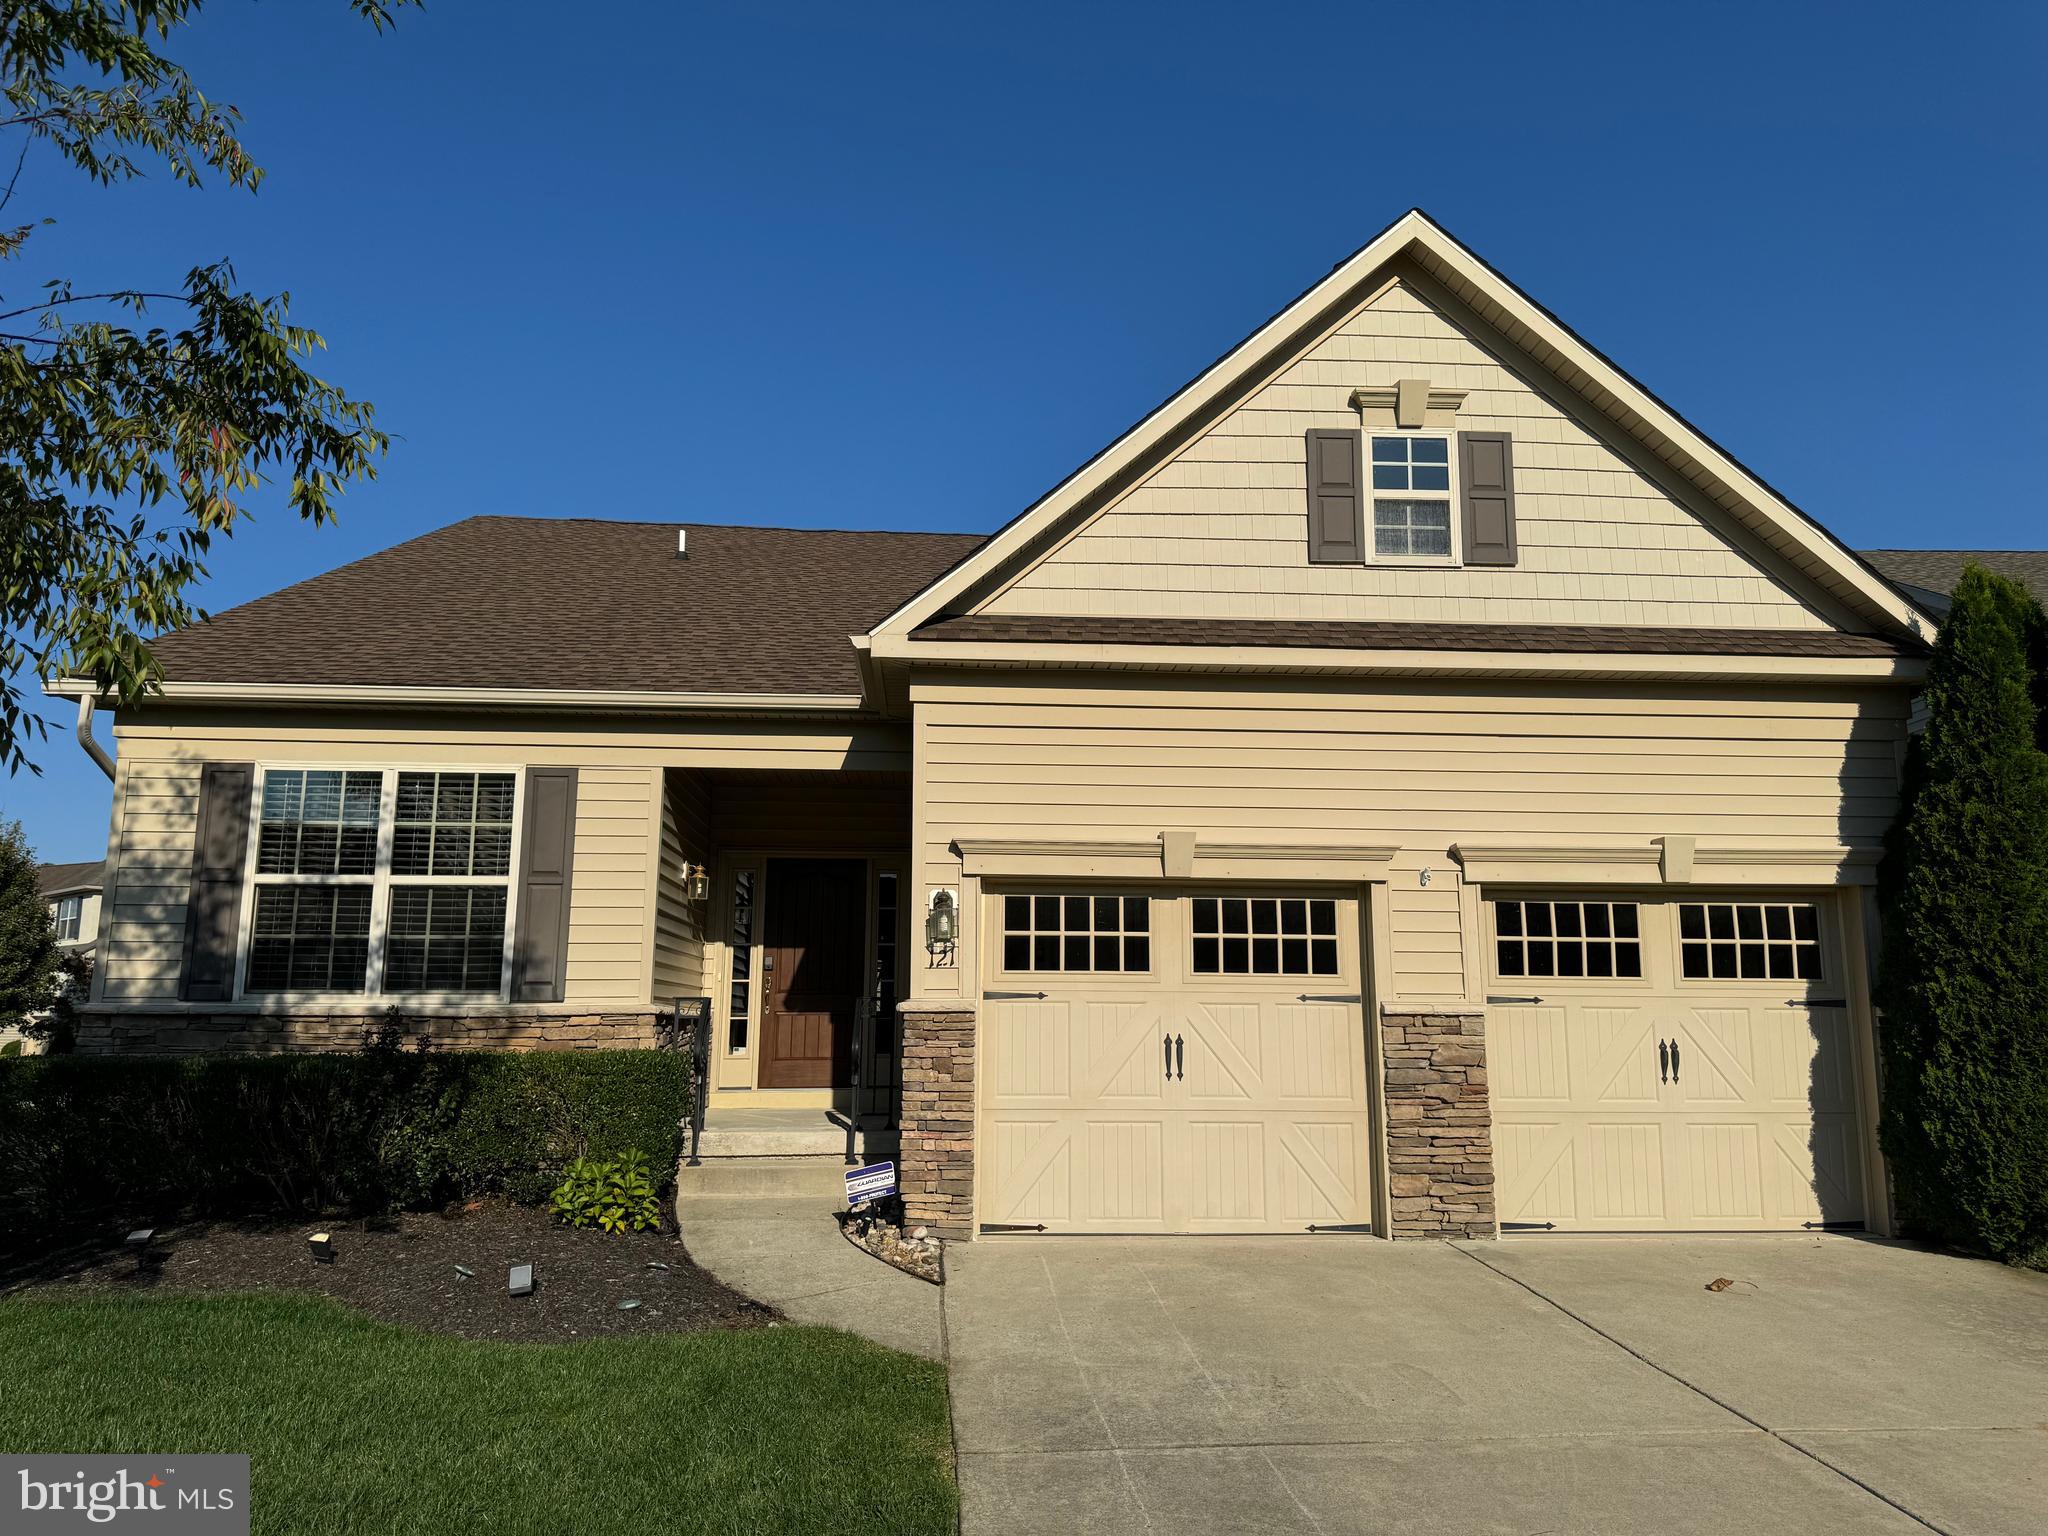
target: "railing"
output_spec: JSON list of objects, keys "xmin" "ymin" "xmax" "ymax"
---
[
  {"xmin": 847, "ymin": 997, "xmax": 871, "ymax": 1166},
  {"xmin": 663, "ymin": 996, "xmax": 713, "ymax": 1168}
]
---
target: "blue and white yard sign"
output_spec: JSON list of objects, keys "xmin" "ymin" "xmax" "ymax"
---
[{"xmin": 845, "ymin": 1160, "xmax": 897, "ymax": 1206}]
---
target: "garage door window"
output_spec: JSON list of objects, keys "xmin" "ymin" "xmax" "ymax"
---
[
  {"xmin": 1191, "ymin": 896, "xmax": 1339, "ymax": 976},
  {"xmin": 1494, "ymin": 899, "xmax": 1642, "ymax": 979},
  {"xmin": 1678, "ymin": 902, "xmax": 1821, "ymax": 981},
  {"xmin": 1002, "ymin": 894, "xmax": 1151, "ymax": 973}
]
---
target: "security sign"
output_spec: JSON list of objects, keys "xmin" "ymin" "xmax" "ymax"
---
[{"xmin": 844, "ymin": 1160, "xmax": 897, "ymax": 1206}]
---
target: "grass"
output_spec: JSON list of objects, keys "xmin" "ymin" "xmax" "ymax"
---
[{"xmin": 0, "ymin": 1292, "xmax": 956, "ymax": 1535}]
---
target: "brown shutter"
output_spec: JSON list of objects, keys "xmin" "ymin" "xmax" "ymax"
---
[
  {"xmin": 179, "ymin": 762, "xmax": 255, "ymax": 1002},
  {"xmin": 1459, "ymin": 431, "xmax": 1518, "ymax": 566},
  {"xmin": 1304, "ymin": 428, "xmax": 1364, "ymax": 563},
  {"xmin": 511, "ymin": 767, "xmax": 578, "ymax": 1002}
]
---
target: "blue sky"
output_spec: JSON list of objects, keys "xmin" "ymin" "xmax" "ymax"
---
[{"xmin": 10, "ymin": 0, "xmax": 2045, "ymax": 861}]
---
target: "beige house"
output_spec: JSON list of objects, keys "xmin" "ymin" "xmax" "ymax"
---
[{"xmin": 51, "ymin": 210, "xmax": 1945, "ymax": 1242}]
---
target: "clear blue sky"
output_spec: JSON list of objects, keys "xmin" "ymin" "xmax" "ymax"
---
[{"xmin": 10, "ymin": 0, "xmax": 2045, "ymax": 862}]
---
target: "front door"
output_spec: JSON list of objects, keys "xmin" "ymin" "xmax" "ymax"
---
[{"xmin": 758, "ymin": 858, "xmax": 867, "ymax": 1089}]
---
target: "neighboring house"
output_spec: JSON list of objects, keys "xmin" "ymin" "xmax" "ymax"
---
[
  {"xmin": 39, "ymin": 860, "xmax": 102, "ymax": 958},
  {"xmin": 1859, "ymin": 549, "xmax": 2048, "ymax": 617},
  {"xmin": 2, "ymin": 860, "xmax": 102, "ymax": 1053},
  {"xmin": 50, "ymin": 210, "xmax": 1948, "ymax": 1244}
]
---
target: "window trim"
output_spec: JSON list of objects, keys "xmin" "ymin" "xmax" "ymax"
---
[
  {"xmin": 1366, "ymin": 428, "xmax": 1460, "ymax": 568},
  {"xmin": 231, "ymin": 764, "xmax": 526, "ymax": 1006}
]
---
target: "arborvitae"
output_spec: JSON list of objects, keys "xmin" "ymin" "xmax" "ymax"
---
[{"xmin": 1877, "ymin": 566, "xmax": 2048, "ymax": 1262}]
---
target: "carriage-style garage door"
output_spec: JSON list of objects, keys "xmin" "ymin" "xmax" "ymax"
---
[
  {"xmin": 979, "ymin": 889, "xmax": 1373, "ymax": 1234},
  {"xmin": 1489, "ymin": 894, "xmax": 1867, "ymax": 1232}
]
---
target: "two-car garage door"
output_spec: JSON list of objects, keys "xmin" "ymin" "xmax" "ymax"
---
[
  {"xmin": 977, "ymin": 884, "xmax": 1870, "ymax": 1237},
  {"xmin": 979, "ymin": 889, "xmax": 1374, "ymax": 1234}
]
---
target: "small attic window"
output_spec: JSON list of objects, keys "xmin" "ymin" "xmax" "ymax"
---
[{"xmin": 1370, "ymin": 436, "xmax": 1453, "ymax": 559}]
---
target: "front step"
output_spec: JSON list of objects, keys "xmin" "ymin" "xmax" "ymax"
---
[
  {"xmin": 673, "ymin": 1156, "xmax": 856, "ymax": 1199},
  {"xmin": 692, "ymin": 1120, "xmax": 898, "ymax": 1161}
]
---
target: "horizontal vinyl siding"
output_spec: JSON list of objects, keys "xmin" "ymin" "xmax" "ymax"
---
[
  {"xmin": 914, "ymin": 673, "xmax": 1908, "ymax": 1002},
  {"xmin": 650, "ymin": 768, "xmax": 711, "ymax": 1002},
  {"xmin": 98, "ymin": 759, "xmax": 203, "ymax": 1004},
  {"xmin": 980, "ymin": 277, "xmax": 1840, "ymax": 631},
  {"xmin": 95, "ymin": 712, "xmax": 906, "ymax": 1010},
  {"xmin": 565, "ymin": 766, "xmax": 657, "ymax": 1003}
]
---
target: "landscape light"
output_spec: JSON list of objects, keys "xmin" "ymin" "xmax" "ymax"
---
[
  {"xmin": 307, "ymin": 1232, "xmax": 335, "ymax": 1263},
  {"xmin": 509, "ymin": 1264, "xmax": 534, "ymax": 1297}
]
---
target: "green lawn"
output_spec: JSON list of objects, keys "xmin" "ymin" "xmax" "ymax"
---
[{"xmin": 0, "ymin": 1293, "xmax": 956, "ymax": 1535}]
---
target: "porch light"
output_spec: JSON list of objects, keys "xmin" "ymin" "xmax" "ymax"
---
[
  {"xmin": 925, "ymin": 890, "xmax": 958, "ymax": 948},
  {"xmin": 685, "ymin": 863, "xmax": 711, "ymax": 905}
]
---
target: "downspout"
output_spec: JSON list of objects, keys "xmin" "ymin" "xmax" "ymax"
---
[{"xmin": 74, "ymin": 692, "xmax": 115, "ymax": 780}]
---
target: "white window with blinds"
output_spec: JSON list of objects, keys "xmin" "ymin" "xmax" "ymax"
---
[{"xmin": 237, "ymin": 767, "xmax": 523, "ymax": 1000}]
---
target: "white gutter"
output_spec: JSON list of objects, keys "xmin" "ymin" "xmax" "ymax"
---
[{"xmin": 73, "ymin": 692, "xmax": 115, "ymax": 780}]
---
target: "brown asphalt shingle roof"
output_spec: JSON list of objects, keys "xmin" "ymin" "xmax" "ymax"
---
[
  {"xmin": 150, "ymin": 517, "xmax": 987, "ymax": 696},
  {"xmin": 38, "ymin": 860, "xmax": 103, "ymax": 898},
  {"xmin": 1860, "ymin": 550, "xmax": 2048, "ymax": 602},
  {"xmin": 911, "ymin": 614, "xmax": 1920, "ymax": 659}
]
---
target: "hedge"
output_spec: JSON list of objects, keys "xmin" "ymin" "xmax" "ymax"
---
[{"xmin": 0, "ymin": 1043, "xmax": 690, "ymax": 1243}]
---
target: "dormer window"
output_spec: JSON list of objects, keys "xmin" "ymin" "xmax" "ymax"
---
[{"xmin": 1370, "ymin": 435, "xmax": 1453, "ymax": 559}]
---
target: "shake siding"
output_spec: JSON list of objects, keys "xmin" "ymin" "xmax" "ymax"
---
[
  {"xmin": 96, "ymin": 712, "xmax": 912, "ymax": 1009},
  {"xmin": 979, "ymin": 278, "xmax": 1838, "ymax": 630},
  {"xmin": 912, "ymin": 673, "xmax": 1906, "ymax": 1002}
]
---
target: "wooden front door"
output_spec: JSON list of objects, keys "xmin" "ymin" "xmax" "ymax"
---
[{"xmin": 758, "ymin": 858, "xmax": 868, "ymax": 1089}]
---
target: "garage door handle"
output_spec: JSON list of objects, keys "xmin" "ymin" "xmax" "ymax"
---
[
  {"xmin": 1658, "ymin": 1038, "xmax": 1670, "ymax": 1083},
  {"xmin": 1163, "ymin": 1033, "xmax": 1173, "ymax": 1080},
  {"xmin": 1174, "ymin": 1034, "xmax": 1184, "ymax": 1081},
  {"xmin": 1670, "ymin": 1040, "xmax": 1681, "ymax": 1083}
]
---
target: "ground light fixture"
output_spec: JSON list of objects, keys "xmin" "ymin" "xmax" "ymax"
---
[
  {"xmin": 509, "ymin": 1264, "xmax": 534, "ymax": 1297},
  {"xmin": 307, "ymin": 1232, "xmax": 335, "ymax": 1263}
]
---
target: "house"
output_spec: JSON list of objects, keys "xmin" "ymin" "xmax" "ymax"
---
[
  {"xmin": 48, "ymin": 210, "xmax": 1941, "ymax": 1243},
  {"xmin": 0, "ymin": 861, "xmax": 102, "ymax": 1054},
  {"xmin": 38, "ymin": 860, "xmax": 102, "ymax": 959},
  {"xmin": 1859, "ymin": 550, "xmax": 2048, "ymax": 618}
]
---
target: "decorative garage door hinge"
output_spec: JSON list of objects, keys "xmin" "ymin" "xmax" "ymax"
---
[{"xmin": 983, "ymin": 990, "xmax": 1049, "ymax": 1001}]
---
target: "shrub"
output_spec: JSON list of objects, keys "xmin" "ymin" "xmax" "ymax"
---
[
  {"xmin": 0, "ymin": 1040, "xmax": 689, "ymax": 1244},
  {"xmin": 550, "ymin": 1149, "xmax": 663, "ymax": 1233},
  {"xmin": 1878, "ymin": 565, "xmax": 2048, "ymax": 1263}
]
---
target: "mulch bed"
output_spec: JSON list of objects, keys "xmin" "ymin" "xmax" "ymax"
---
[{"xmin": 0, "ymin": 1200, "xmax": 778, "ymax": 1343}]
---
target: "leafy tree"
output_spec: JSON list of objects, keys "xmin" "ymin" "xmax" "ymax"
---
[
  {"xmin": 0, "ymin": 0, "xmax": 416, "ymax": 771},
  {"xmin": 0, "ymin": 817, "xmax": 79, "ymax": 1047},
  {"xmin": 1877, "ymin": 565, "xmax": 2048, "ymax": 1263}
]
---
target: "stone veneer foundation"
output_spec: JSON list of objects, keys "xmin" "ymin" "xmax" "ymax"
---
[
  {"xmin": 73, "ymin": 1008, "xmax": 667, "ymax": 1056},
  {"xmin": 897, "ymin": 1000, "xmax": 976, "ymax": 1240},
  {"xmin": 1381, "ymin": 1005, "xmax": 1497, "ymax": 1239}
]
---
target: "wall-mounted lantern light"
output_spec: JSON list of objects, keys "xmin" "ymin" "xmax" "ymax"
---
[
  {"xmin": 685, "ymin": 863, "xmax": 711, "ymax": 905},
  {"xmin": 925, "ymin": 889, "xmax": 958, "ymax": 949}
]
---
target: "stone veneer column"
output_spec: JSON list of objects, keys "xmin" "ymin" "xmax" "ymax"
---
[
  {"xmin": 1381, "ymin": 1005, "xmax": 1496, "ymax": 1239},
  {"xmin": 897, "ymin": 1001, "xmax": 976, "ymax": 1240}
]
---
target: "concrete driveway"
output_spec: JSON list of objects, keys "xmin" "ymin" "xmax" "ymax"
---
[{"xmin": 943, "ymin": 1234, "xmax": 2048, "ymax": 1535}]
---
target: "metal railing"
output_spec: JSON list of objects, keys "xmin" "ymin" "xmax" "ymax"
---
[{"xmin": 664, "ymin": 995, "xmax": 713, "ymax": 1167}]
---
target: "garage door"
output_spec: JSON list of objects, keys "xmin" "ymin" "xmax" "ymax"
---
[
  {"xmin": 980, "ymin": 889, "xmax": 1374, "ymax": 1234},
  {"xmin": 1489, "ymin": 895, "xmax": 1867, "ymax": 1232}
]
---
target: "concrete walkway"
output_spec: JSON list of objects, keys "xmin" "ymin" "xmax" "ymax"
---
[
  {"xmin": 945, "ymin": 1234, "xmax": 2048, "ymax": 1535},
  {"xmin": 675, "ymin": 1187, "xmax": 943, "ymax": 1361}
]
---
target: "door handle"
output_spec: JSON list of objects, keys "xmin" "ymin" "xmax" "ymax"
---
[
  {"xmin": 1669, "ymin": 1039, "xmax": 1681, "ymax": 1084},
  {"xmin": 1164, "ymin": 1033, "xmax": 1173, "ymax": 1081},
  {"xmin": 1174, "ymin": 1034, "xmax": 1185, "ymax": 1081},
  {"xmin": 1658, "ymin": 1038, "xmax": 1670, "ymax": 1083}
]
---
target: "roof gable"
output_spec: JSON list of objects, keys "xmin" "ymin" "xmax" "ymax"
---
[{"xmin": 871, "ymin": 210, "xmax": 1926, "ymax": 644}]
